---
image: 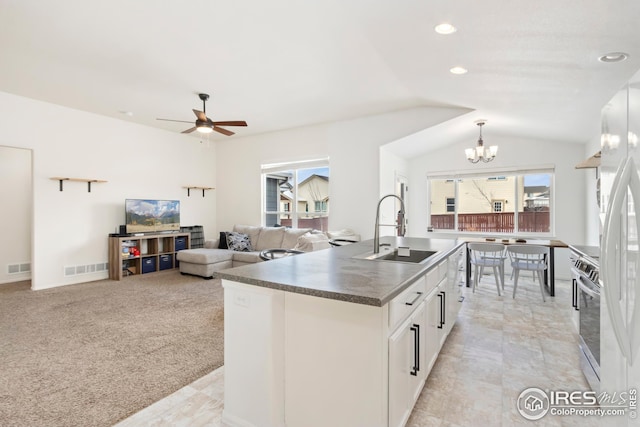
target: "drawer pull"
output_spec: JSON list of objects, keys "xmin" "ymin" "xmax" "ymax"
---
[
  {"xmin": 410, "ymin": 324, "xmax": 420, "ymax": 376},
  {"xmin": 441, "ymin": 291, "xmax": 446, "ymax": 326},
  {"xmin": 437, "ymin": 292, "xmax": 445, "ymax": 329},
  {"xmin": 405, "ymin": 291, "xmax": 423, "ymax": 306}
]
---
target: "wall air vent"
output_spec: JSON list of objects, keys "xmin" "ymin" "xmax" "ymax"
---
[
  {"xmin": 64, "ymin": 262, "xmax": 108, "ymax": 277},
  {"xmin": 7, "ymin": 263, "xmax": 31, "ymax": 274}
]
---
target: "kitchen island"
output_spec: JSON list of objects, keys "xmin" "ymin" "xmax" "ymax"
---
[{"xmin": 217, "ymin": 236, "xmax": 465, "ymax": 427}]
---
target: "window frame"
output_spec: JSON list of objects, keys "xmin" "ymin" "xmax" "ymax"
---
[
  {"xmin": 492, "ymin": 200, "xmax": 504, "ymax": 213},
  {"xmin": 261, "ymin": 158, "xmax": 330, "ymax": 229},
  {"xmin": 427, "ymin": 166, "xmax": 555, "ymax": 236}
]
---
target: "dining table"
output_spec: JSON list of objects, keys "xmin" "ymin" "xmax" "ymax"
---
[{"xmin": 463, "ymin": 237, "xmax": 568, "ymax": 297}]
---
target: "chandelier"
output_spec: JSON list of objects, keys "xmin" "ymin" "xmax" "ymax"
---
[
  {"xmin": 465, "ymin": 120, "xmax": 498, "ymax": 163},
  {"xmin": 600, "ymin": 109, "xmax": 620, "ymax": 153}
]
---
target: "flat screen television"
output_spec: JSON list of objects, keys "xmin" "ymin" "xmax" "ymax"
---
[{"xmin": 125, "ymin": 199, "xmax": 180, "ymax": 234}]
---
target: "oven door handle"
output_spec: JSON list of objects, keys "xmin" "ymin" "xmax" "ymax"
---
[{"xmin": 577, "ymin": 276, "xmax": 599, "ymax": 299}]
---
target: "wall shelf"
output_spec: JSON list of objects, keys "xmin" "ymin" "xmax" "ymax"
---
[
  {"xmin": 184, "ymin": 186, "xmax": 215, "ymax": 197},
  {"xmin": 51, "ymin": 177, "xmax": 107, "ymax": 192}
]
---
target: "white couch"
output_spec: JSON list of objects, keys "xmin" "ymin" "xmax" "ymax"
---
[{"xmin": 176, "ymin": 225, "xmax": 331, "ymax": 279}]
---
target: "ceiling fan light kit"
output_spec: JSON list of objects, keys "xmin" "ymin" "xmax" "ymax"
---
[
  {"xmin": 196, "ymin": 120, "xmax": 213, "ymax": 133},
  {"xmin": 157, "ymin": 93, "xmax": 247, "ymax": 136}
]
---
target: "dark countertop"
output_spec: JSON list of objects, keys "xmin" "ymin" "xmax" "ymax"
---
[{"xmin": 216, "ymin": 236, "xmax": 463, "ymax": 307}]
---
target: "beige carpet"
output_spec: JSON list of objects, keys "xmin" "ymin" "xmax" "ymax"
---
[{"xmin": 0, "ymin": 271, "xmax": 224, "ymax": 427}]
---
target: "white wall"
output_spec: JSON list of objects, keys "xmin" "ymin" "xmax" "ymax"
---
[
  {"xmin": 0, "ymin": 88, "xmax": 593, "ymax": 286},
  {"xmin": 379, "ymin": 146, "xmax": 408, "ymax": 237},
  {"xmin": 0, "ymin": 146, "xmax": 32, "ymax": 284},
  {"xmin": 215, "ymin": 106, "xmax": 468, "ymax": 240},
  {"xmin": 0, "ymin": 91, "xmax": 217, "ymax": 289},
  {"xmin": 582, "ymin": 135, "xmax": 602, "ymax": 246},
  {"xmin": 406, "ymin": 134, "xmax": 587, "ymax": 279}
]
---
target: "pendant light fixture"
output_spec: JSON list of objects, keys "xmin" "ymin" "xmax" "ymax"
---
[
  {"xmin": 600, "ymin": 105, "xmax": 620, "ymax": 153},
  {"xmin": 465, "ymin": 120, "xmax": 498, "ymax": 163}
]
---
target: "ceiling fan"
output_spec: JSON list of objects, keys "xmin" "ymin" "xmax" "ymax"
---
[{"xmin": 157, "ymin": 93, "xmax": 247, "ymax": 136}]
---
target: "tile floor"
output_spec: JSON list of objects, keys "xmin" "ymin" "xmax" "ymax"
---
[{"xmin": 116, "ymin": 274, "xmax": 599, "ymax": 427}]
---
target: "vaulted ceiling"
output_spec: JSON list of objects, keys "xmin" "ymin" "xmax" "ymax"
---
[{"xmin": 1, "ymin": 1, "xmax": 639, "ymax": 156}]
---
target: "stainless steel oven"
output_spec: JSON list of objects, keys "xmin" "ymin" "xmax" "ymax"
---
[{"xmin": 570, "ymin": 252, "xmax": 600, "ymax": 392}]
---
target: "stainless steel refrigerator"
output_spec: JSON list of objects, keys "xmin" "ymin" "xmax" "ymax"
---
[{"xmin": 600, "ymin": 68, "xmax": 640, "ymax": 426}]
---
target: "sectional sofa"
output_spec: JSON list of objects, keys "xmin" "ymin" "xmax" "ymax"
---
[{"xmin": 176, "ymin": 224, "xmax": 333, "ymax": 279}]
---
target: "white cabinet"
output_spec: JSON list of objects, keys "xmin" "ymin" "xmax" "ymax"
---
[
  {"xmin": 425, "ymin": 286, "xmax": 442, "ymax": 374},
  {"xmin": 391, "ymin": 251, "xmax": 465, "ymax": 427},
  {"xmin": 221, "ymin": 244, "xmax": 466, "ymax": 427},
  {"xmin": 425, "ymin": 249, "xmax": 465, "ymax": 375},
  {"xmin": 425, "ymin": 260, "xmax": 448, "ymax": 349},
  {"xmin": 389, "ymin": 300, "xmax": 426, "ymax": 427},
  {"xmin": 408, "ymin": 302, "xmax": 427, "ymax": 402},
  {"xmin": 437, "ymin": 282, "xmax": 449, "ymax": 349},
  {"xmin": 445, "ymin": 246, "xmax": 465, "ymax": 332}
]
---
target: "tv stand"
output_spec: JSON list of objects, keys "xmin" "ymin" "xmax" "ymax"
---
[{"xmin": 108, "ymin": 233, "xmax": 190, "ymax": 280}]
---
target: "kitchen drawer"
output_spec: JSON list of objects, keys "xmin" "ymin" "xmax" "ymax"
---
[
  {"xmin": 438, "ymin": 260, "xmax": 447, "ymax": 283},
  {"xmin": 389, "ymin": 276, "xmax": 426, "ymax": 332},
  {"xmin": 426, "ymin": 261, "xmax": 447, "ymax": 294}
]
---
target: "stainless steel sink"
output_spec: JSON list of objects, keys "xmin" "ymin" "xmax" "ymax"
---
[{"xmin": 352, "ymin": 249, "xmax": 437, "ymax": 264}]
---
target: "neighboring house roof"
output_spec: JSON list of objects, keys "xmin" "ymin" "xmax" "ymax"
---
[
  {"xmin": 524, "ymin": 185, "xmax": 548, "ymax": 195},
  {"xmin": 280, "ymin": 190, "xmax": 306, "ymax": 202},
  {"xmin": 299, "ymin": 174, "xmax": 329, "ymax": 187}
]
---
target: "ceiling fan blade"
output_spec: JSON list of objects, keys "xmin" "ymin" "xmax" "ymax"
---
[
  {"xmin": 192, "ymin": 109, "xmax": 207, "ymax": 121},
  {"xmin": 211, "ymin": 120, "xmax": 247, "ymax": 127},
  {"xmin": 157, "ymin": 118, "xmax": 194, "ymax": 124},
  {"xmin": 213, "ymin": 126, "xmax": 234, "ymax": 136},
  {"xmin": 181, "ymin": 127, "xmax": 197, "ymax": 134}
]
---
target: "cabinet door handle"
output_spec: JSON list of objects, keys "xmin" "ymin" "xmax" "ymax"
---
[
  {"xmin": 437, "ymin": 293, "xmax": 444, "ymax": 329},
  {"xmin": 572, "ymin": 278, "xmax": 578, "ymax": 310},
  {"xmin": 441, "ymin": 291, "xmax": 446, "ymax": 326},
  {"xmin": 410, "ymin": 324, "xmax": 420, "ymax": 376},
  {"xmin": 405, "ymin": 291, "xmax": 423, "ymax": 306}
]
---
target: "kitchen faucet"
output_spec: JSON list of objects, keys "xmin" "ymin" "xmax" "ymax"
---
[{"xmin": 373, "ymin": 194, "xmax": 406, "ymax": 253}]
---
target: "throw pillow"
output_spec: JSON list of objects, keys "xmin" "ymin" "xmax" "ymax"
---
[
  {"xmin": 226, "ymin": 232, "xmax": 252, "ymax": 252},
  {"xmin": 218, "ymin": 231, "xmax": 229, "ymax": 249}
]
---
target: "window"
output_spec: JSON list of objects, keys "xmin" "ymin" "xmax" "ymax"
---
[
  {"xmin": 314, "ymin": 200, "xmax": 328, "ymax": 213},
  {"xmin": 446, "ymin": 197, "xmax": 455, "ymax": 212},
  {"xmin": 428, "ymin": 169, "xmax": 553, "ymax": 234},
  {"xmin": 262, "ymin": 159, "xmax": 330, "ymax": 230}
]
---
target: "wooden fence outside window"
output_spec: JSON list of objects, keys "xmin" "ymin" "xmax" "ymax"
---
[{"xmin": 430, "ymin": 211, "xmax": 549, "ymax": 233}]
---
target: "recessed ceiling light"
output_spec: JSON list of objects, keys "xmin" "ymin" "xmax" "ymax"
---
[
  {"xmin": 450, "ymin": 66, "xmax": 468, "ymax": 75},
  {"xmin": 435, "ymin": 23, "xmax": 457, "ymax": 35},
  {"xmin": 598, "ymin": 52, "xmax": 629, "ymax": 63},
  {"xmin": 119, "ymin": 111, "xmax": 134, "ymax": 116}
]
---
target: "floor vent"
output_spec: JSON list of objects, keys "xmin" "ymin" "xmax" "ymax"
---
[
  {"xmin": 8, "ymin": 263, "xmax": 31, "ymax": 274},
  {"xmin": 64, "ymin": 262, "xmax": 108, "ymax": 277}
]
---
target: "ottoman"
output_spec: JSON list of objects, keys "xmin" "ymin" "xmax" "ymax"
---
[{"xmin": 177, "ymin": 248, "xmax": 234, "ymax": 279}]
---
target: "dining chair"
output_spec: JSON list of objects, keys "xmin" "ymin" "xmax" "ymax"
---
[
  {"xmin": 507, "ymin": 245, "xmax": 549, "ymax": 302},
  {"xmin": 479, "ymin": 249, "xmax": 507, "ymax": 291},
  {"xmin": 467, "ymin": 243, "xmax": 506, "ymax": 296}
]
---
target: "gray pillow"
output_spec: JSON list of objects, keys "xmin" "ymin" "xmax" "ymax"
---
[{"xmin": 226, "ymin": 232, "xmax": 252, "ymax": 252}]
